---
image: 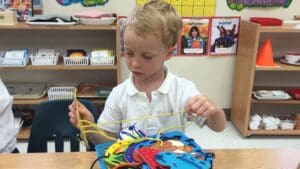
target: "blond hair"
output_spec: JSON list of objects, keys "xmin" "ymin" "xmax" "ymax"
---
[{"xmin": 124, "ymin": 0, "xmax": 182, "ymax": 48}]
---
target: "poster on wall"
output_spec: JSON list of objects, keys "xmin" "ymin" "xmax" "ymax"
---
[
  {"xmin": 227, "ymin": 0, "xmax": 293, "ymax": 11},
  {"xmin": 178, "ymin": 17, "xmax": 210, "ymax": 56},
  {"xmin": 209, "ymin": 17, "xmax": 240, "ymax": 56},
  {"xmin": 33, "ymin": 0, "xmax": 42, "ymax": 10},
  {"xmin": 1, "ymin": 0, "xmax": 32, "ymax": 21}
]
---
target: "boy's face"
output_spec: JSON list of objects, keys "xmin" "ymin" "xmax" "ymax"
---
[{"xmin": 123, "ymin": 27, "xmax": 172, "ymax": 82}]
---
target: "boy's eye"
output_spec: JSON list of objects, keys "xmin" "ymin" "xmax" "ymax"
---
[
  {"xmin": 125, "ymin": 52, "xmax": 133, "ymax": 57},
  {"xmin": 142, "ymin": 55, "xmax": 153, "ymax": 60}
]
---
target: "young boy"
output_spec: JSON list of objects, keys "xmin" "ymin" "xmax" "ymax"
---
[
  {"xmin": 69, "ymin": 0, "xmax": 226, "ymax": 144},
  {"xmin": 0, "ymin": 78, "xmax": 18, "ymax": 153}
]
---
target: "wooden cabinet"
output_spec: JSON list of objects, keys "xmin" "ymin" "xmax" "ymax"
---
[
  {"xmin": 231, "ymin": 20, "xmax": 300, "ymax": 137},
  {"xmin": 0, "ymin": 23, "xmax": 121, "ymax": 139}
]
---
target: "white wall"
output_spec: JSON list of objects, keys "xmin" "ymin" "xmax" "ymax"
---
[{"xmin": 42, "ymin": 0, "xmax": 299, "ymax": 108}]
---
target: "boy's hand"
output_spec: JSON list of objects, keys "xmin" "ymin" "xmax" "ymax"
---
[
  {"xmin": 68, "ymin": 101, "xmax": 94, "ymax": 128},
  {"xmin": 185, "ymin": 94, "xmax": 226, "ymax": 132},
  {"xmin": 185, "ymin": 94, "xmax": 219, "ymax": 117}
]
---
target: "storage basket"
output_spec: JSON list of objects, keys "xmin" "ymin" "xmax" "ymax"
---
[
  {"xmin": 90, "ymin": 56, "xmax": 115, "ymax": 66},
  {"xmin": 0, "ymin": 51, "xmax": 4, "ymax": 65},
  {"xmin": 47, "ymin": 87, "xmax": 75, "ymax": 100},
  {"xmin": 1, "ymin": 55, "xmax": 30, "ymax": 67},
  {"xmin": 63, "ymin": 55, "xmax": 89, "ymax": 66},
  {"xmin": 30, "ymin": 49, "xmax": 60, "ymax": 66},
  {"xmin": 1, "ymin": 49, "xmax": 30, "ymax": 67},
  {"xmin": 6, "ymin": 82, "xmax": 48, "ymax": 99}
]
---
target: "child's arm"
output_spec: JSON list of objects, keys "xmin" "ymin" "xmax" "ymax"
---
[
  {"xmin": 185, "ymin": 94, "xmax": 226, "ymax": 132},
  {"xmin": 68, "ymin": 101, "xmax": 117, "ymax": 144},
  {"xmin": 83, "ymin": 125, "xmax": 117, "ymax": 145}
]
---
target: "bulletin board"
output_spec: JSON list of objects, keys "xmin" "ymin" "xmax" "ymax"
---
[{"xmin": 136, "ymin": 0, "xmax": 216, "ymax": 17}]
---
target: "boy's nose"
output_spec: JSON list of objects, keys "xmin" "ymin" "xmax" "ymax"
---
[{"xmin": 131, "ymin": 58, "xmax": 142, "ymax": 68}]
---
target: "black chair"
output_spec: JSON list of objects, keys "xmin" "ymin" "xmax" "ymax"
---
[{"xmin": 27, "ymin": 99, "xmax": 97, "ymax": 153}]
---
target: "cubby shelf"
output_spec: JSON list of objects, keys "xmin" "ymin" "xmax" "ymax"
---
[
  {"xmin": 0, "ymin": 22, "xmax": 121, "ymax": 140},
  {"xmin": 231, "ymin": 20, "xmax": 300, "ymax": 137}
]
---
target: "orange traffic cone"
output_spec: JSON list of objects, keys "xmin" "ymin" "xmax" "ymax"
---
[{"xmin": 256, "ymin": 39, "xmax": 278, "ymax": 67}]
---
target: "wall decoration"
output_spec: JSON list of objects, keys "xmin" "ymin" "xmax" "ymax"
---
[
  {"xmin": 178, "ymin": 17, "xmax": 210, "ymax": 56},
  {"xmin": 33, "ymin": 0, "xmax": 42, "ymax": 10},
  {"xmin": 1, "ymin": 0, "xmax": 32, "ymax": 21},
  {"xmin": 119, "ymin": 16, "xmax": 127, "ymax": 56},
  {"xmin": 56, "ymin": 0, "xmax": 109, "ymax": 7},
  {"xmin": 227, "ymin": 0, "xmax": 293, "ymax": 11},
  {"xmin": 136, "ymin": 0, "xmax": 216, "ymax": 17},
  {"xmin": 209, "ymin": 17, "xmax": 240, "ymax": 56},
  {"xmin": 33, "ymin": 0, "xmax": 42, "ymax": 14}
]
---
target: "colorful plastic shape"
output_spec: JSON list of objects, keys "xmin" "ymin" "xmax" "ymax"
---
[
  {"xmin": 125, "ymin": 140, "xmax": 154, "ymax": 163},
  {"xmin": 105, "ymin": 139, "xmax": 145, "ymax": 168},
  {"xmin": 112, "ymin": 162, "xmax": 141, "ymax": 169},
  {"xmin": 137, "ymin": 147, "xmax": 166, "ymax": 169},
  {"xmin": 118, "ymin": 124, "xmax": 146, "ymax": 140},
  {"xmin": 95, "ymin": 141, "xmax": 115, "ymax": 169},
  {"xmin": 96, "ymin": 131, "xmax": 214, "ymax": 169},
  {"xmin": 156, "ymin": 152, "xmax": 211, "ymax": 169}
]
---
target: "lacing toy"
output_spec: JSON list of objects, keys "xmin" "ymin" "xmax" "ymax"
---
[
  {"xmin": 93, "ymin": 128, "xmax": 214, "ymax": 169},
  {"xmin": 73, "ymin": 91, "xmax": 213, "ymax": 169}
]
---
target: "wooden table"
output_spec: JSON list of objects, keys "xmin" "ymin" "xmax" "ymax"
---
[{"xmin": 0, "ymin": 148, "xmax": 299, "ymax": 169}]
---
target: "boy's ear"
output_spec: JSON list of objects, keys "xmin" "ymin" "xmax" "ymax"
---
[{"xmin": 165, "ymin": 47, "xmax": 175, "ymax": 60}]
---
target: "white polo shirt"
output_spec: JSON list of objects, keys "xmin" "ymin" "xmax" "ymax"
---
[
  {"xmin": 98, "ymin": 68, "xmax": 200, "ymax": 136},
  {"xmin": 0, "ymin": 79, "xmax": 17, "ymax": 153}
]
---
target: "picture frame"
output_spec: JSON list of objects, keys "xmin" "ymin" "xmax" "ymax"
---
[
  {"xmin": 178, "ymin": 17, "xmax": 210, "ymax": 56},
  {"xmin": 118, "ymin": 16, "xmax": 127, "ymax": 57},
  {"xmin": 33, "ymin": 0, "xmax": 42, "ymax": 10},
  {"xmin": 2, "ymin": 0, "xmax": 33, "ymax": 21},
  {"xmin": 172, "ymin": 42, "xmax": 179, "ymax": 56},
  {"xmin": 209, "ymin": 16, "xmax": 240, "ymax": 56}
]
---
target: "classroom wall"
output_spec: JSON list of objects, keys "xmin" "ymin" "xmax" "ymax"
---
[{"xmin": 42, "ymin": 0, "xmax": 299, "ymax": 108}]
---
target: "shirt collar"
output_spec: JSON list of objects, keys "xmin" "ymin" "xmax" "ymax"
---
[{"xmin": 127, "ymin": 66, "xmax": 173, "ymax": 96}]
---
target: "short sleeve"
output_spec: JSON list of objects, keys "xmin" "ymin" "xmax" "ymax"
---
[{"xmin": 97, "ymin": 88, "xmax": 122, "ymax": 133}]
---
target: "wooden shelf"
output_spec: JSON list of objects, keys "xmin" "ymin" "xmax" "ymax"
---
[
  {"xmin": 0, "ymin": 22, "xmax": 117, "ymax": 31},
  {"xmin": 13, "ymin": 98, "xmax": 106, "ymax": 105},
  {"xmin": 256, "ymin": 61, "xmax": 300, "ymax": 71},
  {"xmin": 0, "ymin": 61, "xmax": 118, "ymax": 71},
  {"xmin": 2, "ymin": 21, "xmax": 120, "ymax": 140},
  {"xmin": 251, "ymin": 98, "xmax": 300, "ymax": 104},
  {"xmin": 253, "ymin": 86, "xmax": 299, "ymax": 90},
  {"xmin": 17, "ymin": 126, "xmax": 31, "ymax": 140},
  {"xmin": 258, "ymin": 24, "xmax": 300, "ymax": 33},
  {"xmin": 231, "ymin": 20, "xmax": 300, "ymax": 137},
  {"xmin": 248, "ymin": 129, "xmax": 300, "ymax": 136}
]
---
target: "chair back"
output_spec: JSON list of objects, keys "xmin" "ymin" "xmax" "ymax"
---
[{"xmin": 27, "ymin": 99, "xmax": 97, "ymax": 152}]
